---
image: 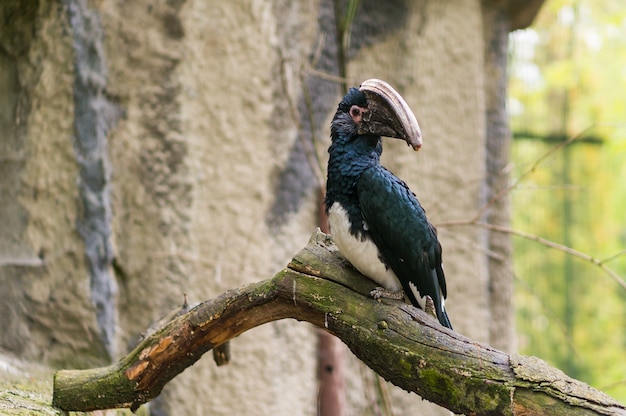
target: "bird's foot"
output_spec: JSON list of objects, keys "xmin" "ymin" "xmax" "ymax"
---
[
  {"xmin": 423, "ymin": 295, "xmax": 438, "ymax": 321},
  {"xmin": 370, "ymin": 287, "xmax": 405, "ymax": 301}
]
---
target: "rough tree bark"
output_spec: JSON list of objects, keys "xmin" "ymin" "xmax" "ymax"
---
[{"xmin": 53, "ymin": 230, "xmax": 625, "ymax": 416}]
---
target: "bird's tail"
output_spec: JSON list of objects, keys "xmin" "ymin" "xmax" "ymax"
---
[
  {"xmin": 433, "ymin": 265, "xmax": 452, "ymax": 329},
  {"xmin": 437, "ymin": 306, "xmax": 453, "ymax": 330}
]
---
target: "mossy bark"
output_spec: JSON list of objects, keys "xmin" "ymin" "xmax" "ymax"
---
[{"xmin": 53, "ymin": 230, "xmax": 626, "ymax": 415}]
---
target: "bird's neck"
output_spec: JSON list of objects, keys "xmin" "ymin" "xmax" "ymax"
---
[
  {"xmin": 328, "ymin": 133, "xmax": 382, "ymax": 169},
  {"xmin": 325, "ymin": 134, "xmax": 381, "ymax": 211}
]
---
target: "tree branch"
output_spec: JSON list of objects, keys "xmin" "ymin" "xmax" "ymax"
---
[
  {"xmin": 52, "ymin": 230, "xmax": 626, "ymax": 415},
  {"xmin": 438, "ymin": 219, "xmax": 626, "ymax": 291}
]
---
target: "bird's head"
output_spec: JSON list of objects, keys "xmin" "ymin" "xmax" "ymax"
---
[{"xmin": 332, "ymin": 79, "xmax": 422, "ymax": 151}]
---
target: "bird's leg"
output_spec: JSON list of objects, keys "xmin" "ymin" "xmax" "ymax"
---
[{"xmin": 370, "ymin": 287, "xmax": 405, "ymax": 301}]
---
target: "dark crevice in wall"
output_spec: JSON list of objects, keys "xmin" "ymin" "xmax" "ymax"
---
[{"xmin": 65, "ymin": 0, "xmax": 121, "ymax": 360}]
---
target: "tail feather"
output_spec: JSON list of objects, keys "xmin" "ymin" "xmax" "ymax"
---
[{"xmin": 437, "ymin": 306, "xmax": 453, "ymax": 330}]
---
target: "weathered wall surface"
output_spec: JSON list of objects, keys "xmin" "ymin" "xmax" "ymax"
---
[
  {"xmin": 0, "ymin": 0, "xmax": 517, "ymax": 415},
  {"xmin": 100, "ymin": 1, "xmax": 320, "ymax": 414},
  {"xmin": 1, "ymin": 1, "xmax": 111, "ymax": 366}
]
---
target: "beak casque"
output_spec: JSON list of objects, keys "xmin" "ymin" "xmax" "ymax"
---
[{"xmin": 358, "ymin": 79, "xmax": 422, "ymax": 151}]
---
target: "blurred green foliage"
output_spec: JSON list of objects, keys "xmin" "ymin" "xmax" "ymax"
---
[{"xmin": 509, "ymin": 0, "xmax": 626, "ymax": 402}]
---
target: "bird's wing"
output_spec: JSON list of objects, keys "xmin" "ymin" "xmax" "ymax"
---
[{"xmin": 357, "ymin": 166, "xmax": 450, "ymax": 326}]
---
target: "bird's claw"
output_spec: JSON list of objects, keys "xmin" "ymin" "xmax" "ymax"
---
[{"xmin": 370, "ymin": 287, "xmax": 405, "ymax": 301}]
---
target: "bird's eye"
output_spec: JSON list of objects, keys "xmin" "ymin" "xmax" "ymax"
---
[{"xmin": 350, "ymin": 106, "xmax": 361, "ymax": 117}]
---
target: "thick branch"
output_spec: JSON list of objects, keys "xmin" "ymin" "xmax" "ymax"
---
[{"xmin": 53, "ymin": 230, "xmax": 626, "ymax": 415}]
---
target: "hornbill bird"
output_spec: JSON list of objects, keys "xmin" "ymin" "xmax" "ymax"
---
[{"xmin": 325, "ymin": 79, "xmax": 452, "ymax": 329}]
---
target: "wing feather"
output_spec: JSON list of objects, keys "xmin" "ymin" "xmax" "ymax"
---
[{"xmin": 357, "ymin": 167, "xmax": 451, "ymax": 328}]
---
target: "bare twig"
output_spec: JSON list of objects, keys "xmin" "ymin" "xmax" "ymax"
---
[
  {"xmin": 276, "ymin": 51, "xmax": 326, "ymax": 186},
  {"xmin": 439, "ymin": 219, "xmax": 626, "ymax": 291},
  {"xmin": 600, "ymin": 249, "xmax": 626, "ymax": 265},
  {"xmin": 301, "ymin": 74, "xmax": 326, "ymax": 185},
  {"xmin": 474, "ymin": 121, "xmax": 626, "ymax": 221},
  {"xmin": 373, "ymin": 374, "xmax": 394, "ymax": 416},
  {"xmin": 601, "ymin": 378, "xmax": 626, "ymax": 392},
  {"xmin": 303, "ymin": 65, "xmax": 351, "ymax": 85},
  {"xmin": 475, "ymin": 124, "xmax": 594, "ymax": 221}
]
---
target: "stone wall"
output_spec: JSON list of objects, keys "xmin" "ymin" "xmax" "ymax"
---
[{"xmin": 0, "ymin": 0, "xmax": 532, "ymax": 414}]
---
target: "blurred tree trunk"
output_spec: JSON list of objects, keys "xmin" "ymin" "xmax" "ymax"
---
[{"xmin": 481, "ymin": 1, "xmax": 515, "ymax": 352}]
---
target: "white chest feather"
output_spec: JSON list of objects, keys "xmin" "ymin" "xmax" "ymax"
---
[{"xmin": 328, "ymin": 203, "xmax": 402, "ymax": 292}]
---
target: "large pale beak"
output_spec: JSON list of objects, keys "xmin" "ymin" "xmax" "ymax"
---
[{"xmin": 358, "ymin": 79, "xmax": 422, "ymax": 151}]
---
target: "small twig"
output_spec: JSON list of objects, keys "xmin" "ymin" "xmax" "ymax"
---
[
  {"xmin": 301, "ymin": 75, "xmax": 326, "ymax": 185},
  {"xmin": 333, "ymin": 0, "xmax": 347, "ymax": 94},
  {"xmin": 276, "ymin": 49, "xmax": 326, "ymax": 187},
  {"xmin": 601, "ymin": 378, "xmax": 626, "ymax": 392},
  {"xmin": 600, "ymin": 249, "xmax": 626, "ymax": 265},
  {"xmin": 513, "ymin": 184, "xmax": 583, "ymax": 192},
  {"xmin": 438, "ymin": 219, "xmax": 626, "ymax": 291},
  {"xmin": 373, "ymin": 374, "xmax": 394, "ymax": 416},
  {"xmin": 303, "ymin": 65, "xmax": 351, "ymax": 85},
  {"xmin": 0, "ymin": 258, "xmax": 45, "ymax": 267},
  {"xmin": 311, "ymin": 32, "xmax": 326, "ymax": 69},
  {"xmin": 473, "ymin": 122, "xmax": 625, "ymax": 221}
]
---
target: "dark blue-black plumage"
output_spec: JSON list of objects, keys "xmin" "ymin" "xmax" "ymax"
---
[{"xmin": 325, "ymin": 87, "xmax": 452, "ymax": 329}]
